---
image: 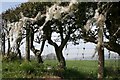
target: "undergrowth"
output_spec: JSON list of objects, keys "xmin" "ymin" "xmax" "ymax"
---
[{"xmin": 1, "ymin": 59, "xmax": 120, "ymax": 80}]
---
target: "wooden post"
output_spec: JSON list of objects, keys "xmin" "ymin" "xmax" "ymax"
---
[
  {"xmin": 98, "ymin": 27, "xmax": 104, "ymax": 80},
  {"xmin": 25, "ymin": 22, "xmax": 30, "ymax": 61},
  {"xmin": 98, "ymin": 44, "xmax": 104, "ymax": 80}
]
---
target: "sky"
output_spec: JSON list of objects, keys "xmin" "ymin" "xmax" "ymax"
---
[
  {"xmin": 0, "ymin": 0, "xmax": 28, "ymax": 2},
  {"xmin": 0, "ymin": 0, "xmax": 28, "ymax": 13},
  {"xmin": 0, "ymin": 0, "xmax": 119, "ymax": 60}
]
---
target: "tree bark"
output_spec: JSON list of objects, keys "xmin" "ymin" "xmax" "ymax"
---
[
  {"xmin": 1, "ymin": 33, "xmax": 5, "ymax": 55},
  {"xmin": 7, "ymin": 37, "xmax": 10, "ymax": 56}
]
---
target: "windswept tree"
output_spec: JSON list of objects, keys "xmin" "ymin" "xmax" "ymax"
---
[
  {"xmin": 1, "ymin": 2, "xmax": 52, "ymax": 60},
  {"xmin": 83, "ymin": 3, "xmax": 111, "ymax": 79},
  {"xmin": 75, "ymin": 2, "xmax": 120, "ymax": 79},
  {"xmin": 32, "ymin": 0, "xmax": 79, "ymax": 68}
]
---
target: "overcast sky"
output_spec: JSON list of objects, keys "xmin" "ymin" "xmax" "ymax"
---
[{"xmin": 0, "ymin": 0, "xmax": 119, "ymax": 60}]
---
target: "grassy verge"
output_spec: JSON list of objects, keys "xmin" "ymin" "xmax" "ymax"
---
[{"xmin": 1, "ymin": 59, "xmax": 120, "ymax": 80}]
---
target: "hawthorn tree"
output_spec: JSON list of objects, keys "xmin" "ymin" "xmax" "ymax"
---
[
  {"xmin": 75, "ymin": 2, "xmax": 120, "ymax": 79},
  {"xmin": 28, "ymin": 1, "xmax": 79, "ymax": 68},
  {"xmin": 1, "ymin": 2, "xmax": 51, "ymax": 60}
]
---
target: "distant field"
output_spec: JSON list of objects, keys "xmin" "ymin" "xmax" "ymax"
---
[{"xmin": 1, "ymin": 59, "xmax": 120, "ymax": 80}]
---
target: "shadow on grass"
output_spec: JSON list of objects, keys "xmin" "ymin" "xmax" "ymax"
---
[
  {"xmin": 104, "ymin": 67, "xmax": 120, "ymax": 80},
  {"xmin": 54, "ymin": 68, "xmax": 97, "ymax": 80}
]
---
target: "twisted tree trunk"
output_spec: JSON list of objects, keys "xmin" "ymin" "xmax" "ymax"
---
[
  {"xmin": 36, "ymin": 39, "xmax": 45, "ymax": 63},
  {"xmin": 29, "ymin": 27, "xmax": 45, "ymax": 63},
  {"xmin": 55, "ymin": 48, "xmax": 66, "ymax": 69},
  {"xmin": 48, "ymin": 39, "xmax": 66, "ymax": 69}
]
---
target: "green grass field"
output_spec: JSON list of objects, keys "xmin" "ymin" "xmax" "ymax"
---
[{"xmin": 1, "ymin": 59, "xmax": 120, "ymax": 80}]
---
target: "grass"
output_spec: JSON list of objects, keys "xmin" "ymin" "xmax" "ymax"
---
[
  {"xmin": 64, "ymin": 60, "xmax": 98, "ymax": 79},
  {"xmin": 1, "ymin": 59, "xmax": 120, "ymax": 80},
  {"xmin": 0, "ymin": 55, "xmax": 2, "ymax": 79}
]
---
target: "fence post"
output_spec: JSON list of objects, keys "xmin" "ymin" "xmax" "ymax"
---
[
  {"xmin": 98, "ymin": 27, "xmax": 104, "ymax": 80},
  {"xmin": 25, "ymin": 21, "xmax": 30, "ymax": 61}
]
